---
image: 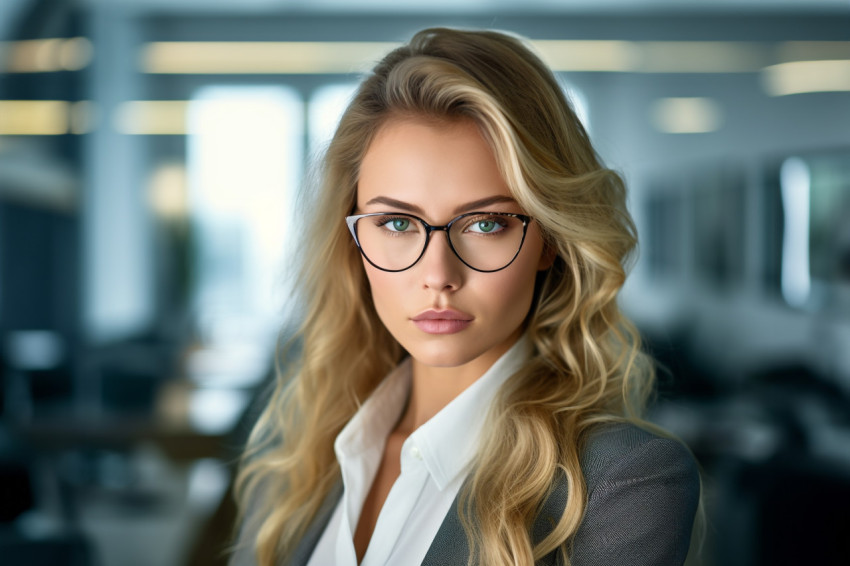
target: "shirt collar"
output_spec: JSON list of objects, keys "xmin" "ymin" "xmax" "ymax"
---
[
  {"xmin": 334, "ymin": 358, "xmax": 412, "ymax": 460},
  {"xmin": 333, "ymin": 334, "xmax": 532, "ymax": 490},
  {"xmin": 410, "ymin": 334, "xmax": 532, "ymax": 490}
]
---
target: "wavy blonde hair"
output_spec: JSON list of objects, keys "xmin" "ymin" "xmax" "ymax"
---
[{"xmin": 234, "ymin": 27, "xmax": 655, "ymax": 566}]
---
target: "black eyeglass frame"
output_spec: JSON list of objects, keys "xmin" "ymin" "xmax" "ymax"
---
[{"xmin": 345, "ymin": 211, "xmax": 531, "ymax": 273}]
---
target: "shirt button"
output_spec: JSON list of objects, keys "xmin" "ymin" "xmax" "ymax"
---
[{"xmin": 410, "ymin": 445, "xmax": 422, "ymax": 460}]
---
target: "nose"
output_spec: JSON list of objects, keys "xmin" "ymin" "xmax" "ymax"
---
[{"xmin": 419, "ymin": 230, "xmax": 464, "ymax": 291}]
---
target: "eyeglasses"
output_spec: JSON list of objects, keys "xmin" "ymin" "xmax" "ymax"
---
[{"xmin": 345, "ymin": 211, "xmax": 531, "ymax": 272}]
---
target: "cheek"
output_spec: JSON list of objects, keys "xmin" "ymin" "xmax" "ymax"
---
[
  {"xmin": 490, "ymin": 266, "xmax": 538, "ymax": 316},
  {"xmin": 363, "ymin": 263, "xmax": 400, "ymax": 321},
  {"xmin": 493, "ymin": 239, "xmax": 547, "ymax": 316},
  {"xmin": 478, "ymin": 249, "xmax": 541, "ymax": 318}
]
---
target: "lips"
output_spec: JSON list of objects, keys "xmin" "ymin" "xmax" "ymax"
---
[{"xmin": 411, "ymin": 309, "xmax": 473, "ymax": 335}]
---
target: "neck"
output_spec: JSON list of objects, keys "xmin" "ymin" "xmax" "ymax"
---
[
  {"xmin": 395, "ymin": 333, "xmax": 522, "ymax": 435},
  {"xmin": 394, "ymin": 363, "xmax": 478, "ymax": 434}
]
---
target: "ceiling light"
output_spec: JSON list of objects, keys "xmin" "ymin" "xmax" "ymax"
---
[
  {"xmin": 650, "ymin": 97, "xmax": 723, "ymax": 134},
  {"xmin": 140, "ymin": 41, "xmax": 399, "ymax": 74},
  {"xmin": 636, "ymin": 42, "xmax": 767, "ymax": 73},
  {"xmin": 761, "ymin": 60, "xmax": 850, "ymax": 96},
  {"xmin": 2, "ymin": 38, "xmax": 92, "ymax": 73},
  {"xmin": 0, "ymin": 101, "xmax": 69, "ymax": 135},
  {"xmin": 114, "ymin": 101, "xmax": 189, "ymax": 135},
  {"xmin": 532, "ymin": 40, "xmax": 637, "ymax": 72}
]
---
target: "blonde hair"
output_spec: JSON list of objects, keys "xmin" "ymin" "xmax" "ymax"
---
[{"xmin": 235, "ymin": 27, "xmax": 655, "ymax": 565}]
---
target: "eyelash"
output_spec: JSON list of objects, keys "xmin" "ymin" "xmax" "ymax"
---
[
  {"xmin": 371, "ymin": 214, "xmax": 511, "ymax": 228},
  {"xmin": 373, "ymin": 215, "xmax": 411, "ymax": 225}
]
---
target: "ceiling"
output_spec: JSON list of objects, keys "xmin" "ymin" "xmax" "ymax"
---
[
  {"xmin": 2, "ymin": 0, "xmax": 848, "ymax": 42},
  {"xmin": 76, "ymin": 0, "xmax": 850, "ymax": 14}
]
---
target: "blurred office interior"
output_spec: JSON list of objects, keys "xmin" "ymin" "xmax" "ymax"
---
[{"xmin": 1, "ymin": 0, "xmax": 849, "ymax": 564}]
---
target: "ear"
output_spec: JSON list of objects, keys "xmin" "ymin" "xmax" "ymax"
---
[{"xmin": 537, "ymin": 242, "xmax": 558, "ymax": 271}]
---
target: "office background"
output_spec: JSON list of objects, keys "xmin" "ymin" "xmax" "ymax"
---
[{"xmin": 1, "ymin": 0, "xmax": 849, "ymax": 564}]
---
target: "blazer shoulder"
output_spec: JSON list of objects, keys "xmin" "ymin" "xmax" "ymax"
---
[
  {"xmin": 580, "ymin": 421, "xmax": 698, "ymax": 487},
  {"xmin": 569, "ymin": 421, "xmax": 701, "ymax": 566},
  {"xmin": 432, "ymin": 421, "xmax": 700, "ymax": 566}
]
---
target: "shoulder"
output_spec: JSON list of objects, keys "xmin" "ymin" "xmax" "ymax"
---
[
  {"xmin": 569, "ymin": 421, "xmax": 701, "ymax": 566},
  {"xmin": 580, "ymin": 421, "xmax": 699, "ymax": 492}
]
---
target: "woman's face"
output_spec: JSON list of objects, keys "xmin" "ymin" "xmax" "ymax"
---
[{"xmin": 356, "ymin": 117, "xmax": 551, "ymax": 376}]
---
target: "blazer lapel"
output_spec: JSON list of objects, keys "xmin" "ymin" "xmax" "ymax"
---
[
  {"xmin": 288, "ymin": 481, "xmax": 343, "ymax": 566},
  {"xmin": 285, "ymin": 479, "xmax": 470, "ymax": 566},
  {"xmin": 421, "ymin": 475, "xmax": 568, "ymax": 566},
  {"xmin": 288, "ymin": 475, "xmax": 566, "ymax": 566},
  {"xmin": 420, "ymin": 491, "xmax": 470, "ymax": 566}
]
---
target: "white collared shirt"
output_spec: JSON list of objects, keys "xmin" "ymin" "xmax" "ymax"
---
[{"xmin": 305, "ymin": 337, "xmax": 530, "ymax": 566}]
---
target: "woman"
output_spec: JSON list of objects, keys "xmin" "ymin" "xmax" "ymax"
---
[{"xmin": 230, "ymin": 27, "xmax": 700, "ymax": 566}]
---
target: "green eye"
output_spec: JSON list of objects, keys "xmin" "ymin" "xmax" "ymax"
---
[
  {"xmin": 464, "ymin": 216, "xmax": 507, "ymax": 235},
  {"xmin": 477, "ymin": 220, "xmax": 496, "ymax": 233},
  {"xmin": 391, "ymin": 218, "xmax": 410, "ymax": 231}
]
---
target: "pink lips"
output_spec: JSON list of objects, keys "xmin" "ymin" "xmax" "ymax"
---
[{"xmin": 411, "ymin": 309, "xmax": 473, "ymax": 335}]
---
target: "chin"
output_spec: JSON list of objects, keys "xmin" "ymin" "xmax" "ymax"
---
[
  {"xmin": 406, "ymin": 347, "xmax": 474, "ymax": 368},
  {"xmin": 402, "ymin": 336, "xmax": 496, "ymax": 369}
]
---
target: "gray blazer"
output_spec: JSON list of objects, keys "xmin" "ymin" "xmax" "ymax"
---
[{"xmin": 230, "ymin": 422, "xmax": 700, "ymax": 565}]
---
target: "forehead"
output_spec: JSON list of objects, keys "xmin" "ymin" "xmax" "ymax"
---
[{"xmin": 357, "ymin": 117, "xmax": 516, "ymax": 217}]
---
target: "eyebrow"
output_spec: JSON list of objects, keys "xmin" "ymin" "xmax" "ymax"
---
[{"xmin": 362, "ymin": 195, "xmax": 518, "ymax": 215}]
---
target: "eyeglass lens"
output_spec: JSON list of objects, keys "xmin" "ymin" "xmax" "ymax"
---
[{"xmin": 353, "ymin": 213, "xmax": 526, "ymax": 271}]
